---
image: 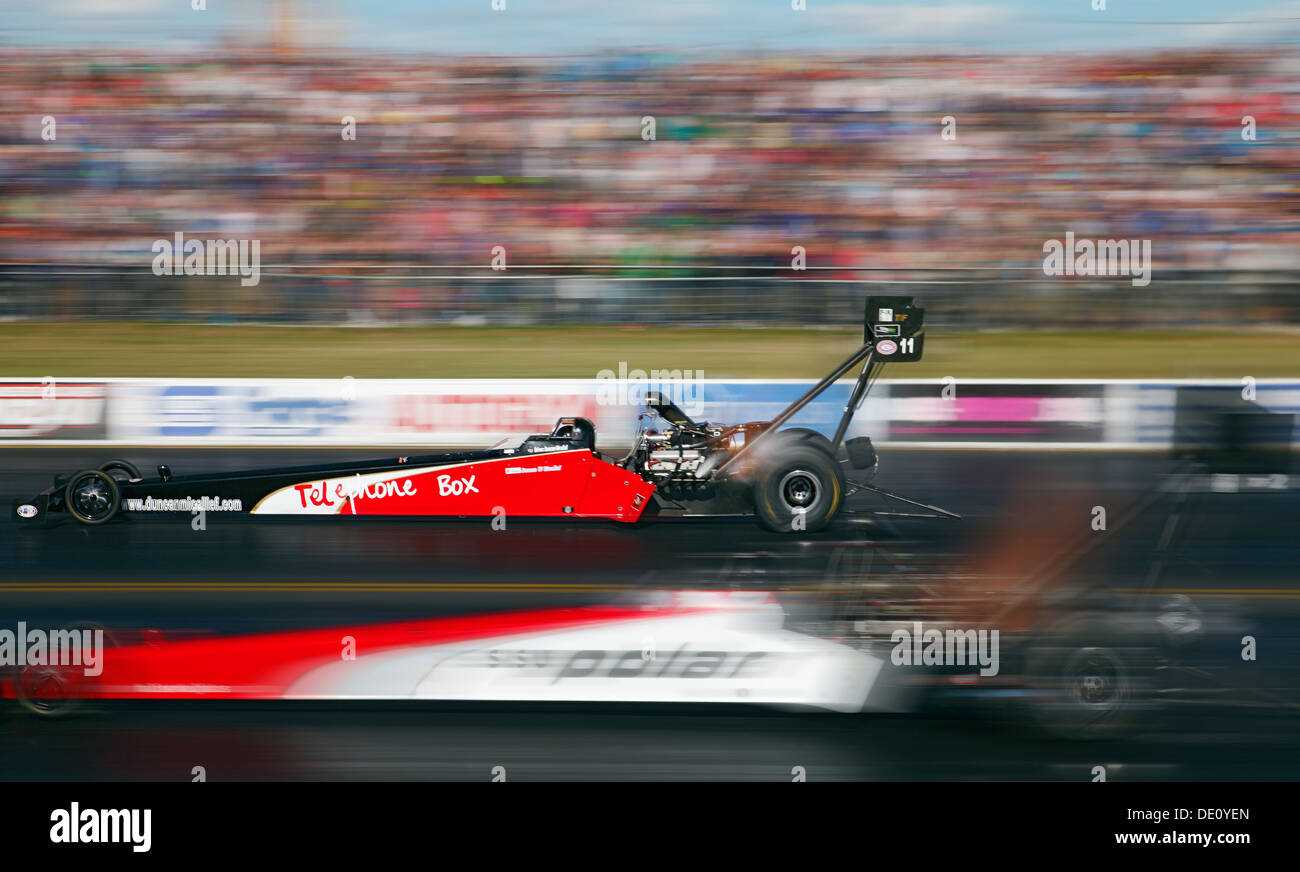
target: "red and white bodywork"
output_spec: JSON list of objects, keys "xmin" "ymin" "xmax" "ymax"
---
[
  {"xmin": 5, "ymin": 594, "xmax": 885, "ymax": 713},
  {"xmin": 250, "ymin": 449, "xmax": 655, "ymax": 523}
]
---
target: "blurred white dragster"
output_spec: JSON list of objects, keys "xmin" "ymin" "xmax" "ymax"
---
[{"xmin": 6, "ymin": 592, "xmax": 887, "ymax": 715}]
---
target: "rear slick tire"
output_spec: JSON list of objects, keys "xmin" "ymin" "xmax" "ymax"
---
[{"xmin": 752, "ymin": 444, "xmax": 844, "ymax": 533}]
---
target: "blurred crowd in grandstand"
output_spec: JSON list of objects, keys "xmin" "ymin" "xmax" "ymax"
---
[{"xmin": 1, "ymin": 47, "xmax": 1297, "ymax": 327}]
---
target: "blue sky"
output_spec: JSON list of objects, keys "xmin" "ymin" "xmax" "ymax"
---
[{"xmin": 4, "ymin": 0, "xmax": 1298, "ymax": 53}]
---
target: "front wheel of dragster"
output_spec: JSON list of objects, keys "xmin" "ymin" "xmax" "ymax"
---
[
  {"xmin": 63, "ymin": 469, "xmax": 121, "ymax": 525},
  {"xmin": 752, "ymin": 444, "xmax": 845, "ymax": 533},
  {"xmin": 12, "ymin": 622, "xmax": 116, "ymax": 718},
  {"xmin": 15, "ymin": 662, "xmax": 89, "ymax": 718}
]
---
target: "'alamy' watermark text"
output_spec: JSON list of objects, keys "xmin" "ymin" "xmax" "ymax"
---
[
  {"xmin": 0, "ymin": 623, "xmax": 103, "ymax": 676},
  {"xmin": 152, "ymin": 232, "xmax": 260, "ymax": 287},
  {"xmin": 891, "ymin": 622, "xmax": 999, "ymax": 677},
  {"xmin": 1043, "ymin": 232, "xmax": 1151, "ymax": 287}
]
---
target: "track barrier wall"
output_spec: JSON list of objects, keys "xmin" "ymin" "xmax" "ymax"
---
[{"xmin": 1, "ymin": 378, "xmax": 1297, "ymax": 450}]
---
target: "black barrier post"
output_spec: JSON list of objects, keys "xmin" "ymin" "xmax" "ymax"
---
[{"xmin": 831, "ymin": 355, "xmax": 882, "ymax": 449}]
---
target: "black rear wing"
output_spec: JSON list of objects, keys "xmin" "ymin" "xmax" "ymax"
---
[{"xmin": 865, "ymin": 295, "xmax": 924, "ymax": 362}]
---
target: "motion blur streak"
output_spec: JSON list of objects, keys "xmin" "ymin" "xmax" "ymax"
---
[
  {"xmin": 3, "ymin": 447, "xmax": 1297, "ymax": 778},
  {"xmin": 2, "ymin": 47, "xmax": 1298, "ymax": 327},
  {"xmin": 3, "ymin": 1, "xmax": 1299, "ymax": 785}
]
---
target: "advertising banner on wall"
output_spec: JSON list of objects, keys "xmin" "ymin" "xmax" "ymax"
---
[
  {"xmin": 885, "ymin": 382, "xmax": 1107, "ymax": 444},
  {"xmin": 107, "ymin": 379, "xmax": 627, "ymax": 446},
  {"xmin": 0, "ymin": 380, "xmax": 107, "ymax": 439},
  {"xmin": 0, "ymin": 377, "xmax": 1291, "ymax": 449}
]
